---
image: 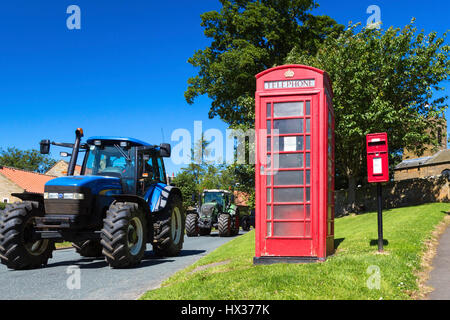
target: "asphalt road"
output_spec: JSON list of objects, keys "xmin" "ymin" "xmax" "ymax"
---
[
  {"xmin": 427, "ymin": 226, "xmax": 450, "ymax": 300},
  {"xmin": 0, "ymin": 231, "xmax": 246, "ymax": 300}
]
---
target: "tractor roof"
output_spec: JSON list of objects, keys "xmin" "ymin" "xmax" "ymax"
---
[
  {"xmin": 86, "ymin": 136, "xmax": 151, "ymax": 147},
  {"xmin": 203, "ymin": 189, "xmax": 232, "ymax": 194}
]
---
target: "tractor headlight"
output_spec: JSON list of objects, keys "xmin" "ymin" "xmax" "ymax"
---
[
  {"xmin": 44, "ymin": 193, "xmax": 84, "ymax": 200},
  {"xmin": 63, "ymin": 193, "xmax": 85, "ymax": 200}
]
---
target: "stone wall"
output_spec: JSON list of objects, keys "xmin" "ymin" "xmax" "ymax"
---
[
  {"xmin": 0, "ymin": 174, "xmax": 24, "ymax": 204},
  {"xmin": 336, "ymin": 175, "xmax": 450, "ymax": 217}
]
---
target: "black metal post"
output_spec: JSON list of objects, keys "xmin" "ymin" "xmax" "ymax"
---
[{"xmin": 377, "ymin": 183, "xmax": 384, "ymax": 252}]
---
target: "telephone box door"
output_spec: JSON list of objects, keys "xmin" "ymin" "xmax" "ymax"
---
[{"xmin": 259, "ymin": 94, "xmax": 318, "ymax": 257}]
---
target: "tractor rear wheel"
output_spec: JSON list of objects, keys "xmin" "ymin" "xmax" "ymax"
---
[
  {"xmin": 73, "ymin": 240, "xmax": 103, "ymax": 258},
  {"xmin": 0, "ymin": 202, "xmax": 54, "ymax": 270},
  {"xmin": 231, "ymin": 214, "xmax": 240, "ymax": 236},
  {"xmin": 241, "ymin": 215, "xmax": 251, "ymax": 231},
  {"xmin": 153, "ymin": 194, "xmax": 185, "ymax": 257},
  {"xmin": 101, "ymin": 202, "xmax": 147, "ymax": 268},
  {"xmin": 218, "ymin": 214, "xmax": 232, "ymax": 237},
  {"xmin": 185, "ymin": 213, "xmax": 199, "ymax": 237}
]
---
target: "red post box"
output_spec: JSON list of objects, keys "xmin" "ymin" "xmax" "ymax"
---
[
  {"xmin": 254, "ymin": 65, "xmax": 335, "ymax": 264},
  {"xmin": 366, "ymin": 133, "xmax": 389, "ymax": 183}
]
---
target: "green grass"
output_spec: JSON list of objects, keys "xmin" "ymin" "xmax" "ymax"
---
[{"xmin": 140, "ymin": 203, "xmax": 450, "ymax": 300}]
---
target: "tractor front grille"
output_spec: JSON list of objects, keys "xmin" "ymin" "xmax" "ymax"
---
[
  {"xmin": 44, "ymin": 186, "xmax": 92, "ymax": 216},
  {"xmin": 200, "ymin": 203, "xmax": 216, "ymax": 217}
]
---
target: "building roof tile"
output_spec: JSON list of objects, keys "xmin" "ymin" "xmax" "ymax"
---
[{"xmin": 0, "ymin": 166, "xmax": 55, "ymax": 193}]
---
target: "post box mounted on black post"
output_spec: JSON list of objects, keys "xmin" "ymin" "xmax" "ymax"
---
[{"xmin": 366, "ymin": 133, "xmax": 389, "ymax": 252}]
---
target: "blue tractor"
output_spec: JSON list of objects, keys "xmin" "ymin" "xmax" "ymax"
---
[{"xmin": 0, "ymin": 129, "xmax": 185, "ymax": 269}]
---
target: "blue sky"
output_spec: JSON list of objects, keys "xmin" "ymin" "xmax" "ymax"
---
[{"xmin": 0, "ymin": 0, "xmax": 448, "ymax": 175}]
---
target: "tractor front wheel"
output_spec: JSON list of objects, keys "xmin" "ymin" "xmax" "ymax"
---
[
  {"xmin": 0, "ymin": 202, "xmax": 54, "ymax": 270},
  {"xmin": 218, "ymin": 214, "xmax": 232, "ymax": 237},
  {"xmin": 185, "ymin": 213, "xmax": 199, "ymax": 237},
  {"xmin": 101, "ymin": 202, "xmax": 147, "ymax": 268},
  {"xmin": 153, "ymin": 194, "xmax": 185, "ymax": 257}
]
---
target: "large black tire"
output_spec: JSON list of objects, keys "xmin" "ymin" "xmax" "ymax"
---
[
  {"xmin": 101, "ymin": 202, "xmax": 148, "ymax": 268},
  {"xmin": 72, "ymin": 240, "xmax": 103, "ymax": 258},
  {"xmin": 231, "ymin": 214, "xmax": 240, "ymax": 236},
  {"xmin": 153, "ymin": 194, "xmax": 185, "ymax": 257},
  {"xmin": 185, "ymin": 213, "xmax": 199, "ymax": 237},
  {"xmin": 0, "ymin": 202, "xmax": 54, "ymax": 270},
  {"xmin": 241, "ymin": 215, "xmax": 251, "ymax": 231},
  {"xmin": 218, "ymin": 214, "xmax": 232, "ymax": 237}
]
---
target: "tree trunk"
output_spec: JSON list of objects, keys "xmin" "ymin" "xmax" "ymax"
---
[{"xmin": 347, "ymin": 175, "xmax": 357, "ymax": 213}]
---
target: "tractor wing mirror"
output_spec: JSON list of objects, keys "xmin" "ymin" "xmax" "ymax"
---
[
  {"xmin": 40, "ymin": 140, "xmax": 50, "ymax": 155},
  {"xmin": 160, "ymin": 143, "xmax": 171, "ymax": 158}
]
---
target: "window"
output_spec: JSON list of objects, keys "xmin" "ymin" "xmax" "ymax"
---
[{"xmin": 2, "ymin": 198, "xmax": 8, "ymax": 204}]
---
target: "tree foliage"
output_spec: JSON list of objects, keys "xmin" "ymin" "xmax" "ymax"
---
[
  {"xmin": 0, "ymin": 147, "xmax": 57, "ymax": 173},
  {"xmin": 185, "ymin": 0, "xmax": 344, "ymax": 126},
  {"xmin": 286, "ymin": 21, "xmax": 450, "ymax": 199}
]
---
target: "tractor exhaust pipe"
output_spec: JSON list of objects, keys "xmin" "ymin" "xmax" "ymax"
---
[{"xmin": 67, "ymin": 128, "xmax": 84, "ymax": 176}]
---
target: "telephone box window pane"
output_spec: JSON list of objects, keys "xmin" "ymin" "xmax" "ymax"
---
[
  {"xmin": 267, "ymin": 189, "xmax": 272, "ymax": 203},
  {"xmin": 279, "ymin": 153, "xmax": 303, "ymax": 168},
  {"xmin": 306, "ymin": 170, "xmax": 311, "ymax": 184},
  {"xmin": 273, "ymin": 102, "xmax": 304, "ymax": 118},
  {"xmin": 267, "ymin": 206, "xmax": 272, "ymax": 220},
  {"xmin": 274, "ymin": 171, "xmax": 303, "ymax": 186},
  {"xmin": 274, "ymin": 205, "xmax": 304, "ymax": 220},
  {"xmin": 267, "ymin": 137, "xmax": 272, "ymax": 153},
  {"xmin": 306, "ymin": 188, "xmax": 311, "ymax": 202},
  {"xmin": 274, "ymin": 119, "xmax": 303, "ymax": 135},
  {"xmin": 274, "ymin": 136, "xmax": 304, "ymax": 152},
  {"xmin": 274, "ymin": 188, "xmax": 303, "ymax": 203},
  {"xmin": 267, "ymin": 121, "xmax": 271, "ymax": 134},
  {"xmin": 305, "ymin": 222, "xmax": 311, "ymax": 237},
  {"xmin": 267, "ymin": 223, "xmax": 272, "ymax": 237},
  {"xmin": 267, "ymin": 175, "xmax": 272, "ymax": 186},
  {"xmin": 306, "ymin": 136, "xmax": 311, "ymax": 150},
  {"xmin": 306, "ymin": 205, "xmax": 311, "ymax": 219},
  {"xmin": 267, "ymin": 103, "xmax": 271, "ymax": 118},
  {"xmin": 274, "ymin": 222, "xmax": 304, "ymax": 237},
  {"xmin": 306, "ymin": 153, "xmax": 311, "ymax": 167},
  {"xmin": 306, "ymin": 119, "xmax": 311, "ymax": 133},
  {"xmin": 267, "ymin": 155, "xmax": 272, "ymax": 169},
  {"xmin": 306, "ymin": 101, "xmax": 311, "ymax": 116}
]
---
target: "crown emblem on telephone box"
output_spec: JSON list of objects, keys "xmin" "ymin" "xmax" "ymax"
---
[{"xmin": 284, "ymin": 69, "xmax": 295, "ymax": 78}]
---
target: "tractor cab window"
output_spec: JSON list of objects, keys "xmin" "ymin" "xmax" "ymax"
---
[
  {"xmin": 203, "ymin": 192, "xmax": 225, "ymax": 210},
  {"xmin": 137, "ymin": 152, "xmax": 160, "ymax": 196},
  {"xmin": 84, "ymin": 144, "xmax": 136, "ymax": 193}
]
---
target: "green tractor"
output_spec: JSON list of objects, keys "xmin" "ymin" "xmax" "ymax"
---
[{"xmin": 185, "ymin": 190, "xmax": 250, "ymax": 237}]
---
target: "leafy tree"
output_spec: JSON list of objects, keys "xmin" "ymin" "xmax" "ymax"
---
[
  {"xmin": 185, "ymin": 0, "xmax": 344, "ymax": 126},
  {"xmin": 0, "ymin": 147, "xmax": 57, "ymax": 173},
  {"xmin": 286, "ymin": 21, "xmax": 450, "ymax": 208}
]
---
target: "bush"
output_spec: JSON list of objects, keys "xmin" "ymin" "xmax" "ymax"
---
[{"xmin": 0, "ymin": 202, "xmax": 7, "ymax": 210}]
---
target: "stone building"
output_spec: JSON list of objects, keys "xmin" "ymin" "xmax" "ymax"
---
[
  {"xmin": 45, "ymin": 160, "xmax": 81, "ymax": 177},
  {"xmin": 395, "ymin": 116, "xmax": 449, "ymax": 181},
  {"xmin": 0, "ymin": 166, "xmax": 56, "ymax": 204}
]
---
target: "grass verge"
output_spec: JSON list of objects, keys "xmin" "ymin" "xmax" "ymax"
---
[{"xmin": 140, "ymin": 203, "xmax": 450, "ymax": 300}]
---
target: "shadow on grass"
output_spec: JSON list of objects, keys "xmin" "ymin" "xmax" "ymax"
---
[
  {"xmin": 370, "ymin": 239, "xmax": 389, "ymax": 247},
  {"xmin": 334, "ymin": 238, "xmax": 345, "ymax": 249}
]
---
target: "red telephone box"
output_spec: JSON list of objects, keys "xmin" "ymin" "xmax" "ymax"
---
[
  {"xmin": 366, "ymin": 133, "xmax": 389, "ymax": 183},
  {"xmin": 254, "ymin": 65, "xmax": 335, "ymax": 264}
]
